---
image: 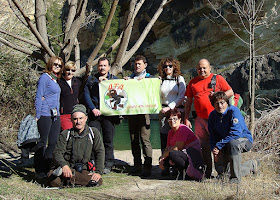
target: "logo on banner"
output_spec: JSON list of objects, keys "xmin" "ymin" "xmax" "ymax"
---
[{"xmin": 104, "ymin": 83, "xmax": 128, "ymax": 111}]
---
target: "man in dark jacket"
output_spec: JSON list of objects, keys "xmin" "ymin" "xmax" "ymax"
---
[
  {"xmin": 84, "ymin": 57, "xmax": 118, "ymax": 174},
  {"xmin": 49, "ymin": 104, "xmax": 105, "ymax": 187}
]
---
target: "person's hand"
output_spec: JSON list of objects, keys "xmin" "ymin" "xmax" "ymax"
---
[
  {"xmin": 159, "ymin": 157, "xmax": 165, "ymax": 170},
  {"xmin": 36, "ymin": 118, "xmax": 39, "ymax": 122},
  {"xmin": 99, "ymin": 76, "xmax": 108, "ymax": 82},
  {"xmin": 161, "ymin": 107, "xmax": 170, "ymax": 114},
  {"xmin": 137, "ymin": 77, "xmax": 144, "ymax": 81},
  {"xmin": 209, "ymin": 91, "xmax": 214, "ymax": 97},
  {"xmin": 62, "ymin": 165, "xmax": 73, "ymax": 178},
  {"xmin": 88, "ymin": 172, "xmax": 101, "ymax": 182},
  {"xmin": 213, "ymin": 147, "xmax": 219, "ymax": 155},
  {"xmin": 92, "ymin": 109, "xmax": 101, "ymax": 116},
  {"xmin": 123, "ymin": 76, "xmax": 130, "ymax": 80},
  {"xmin": 184, "ymin": 119, "xmax": 192, "ymax": 128}
]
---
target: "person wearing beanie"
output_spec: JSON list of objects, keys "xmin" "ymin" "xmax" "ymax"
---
[{"xmin": 48, "ymin": 104, "xmax": 105, "ymax": 188}]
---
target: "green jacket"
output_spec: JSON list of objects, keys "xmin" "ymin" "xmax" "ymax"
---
[{"xmin": 53, "ymin": 125, "xmax": 105, "ymax": 174}]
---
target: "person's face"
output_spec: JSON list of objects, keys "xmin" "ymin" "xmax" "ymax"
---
[
  {"xmin": 52, "ymin": 59, "xmax": 62, "ymax": 74},
  {"xmin": 64, "ymin": 67, "xmax": 76, "ymax": 80},
  {"xmin": 98, "ymin": 60, "xmax": 110, "ymax": 76},
  {"xmin": 197, "ymin": 60, "xmax": 211, "ymax": 79},
  {"xmin": 168, "ymin": 114, "xmax": 181, "ymax": 129},
  {"xmin": 214, "ymin": 98, "xmax": 228, "ymax": 114},
  {"xmin": 134, "ymin": 59, "xmax": 147, "ymax": 73},
  {"xmin": 72, "ymin": 112, "xmax": 88, "ymax": 133},
  {"xmin": 163, "ymin": 61, "xmax": 174, "ymax": 75}
]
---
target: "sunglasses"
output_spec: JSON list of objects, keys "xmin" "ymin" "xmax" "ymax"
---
[
  {"xmin": 163, "ymin": 65, "xmax": 173, "ymax": 69},
  {"xmin": 65, "ymin": 69, "xmax": 76, "ymax": 72},
  {"xmin": 53, "ymin": 63, "xmax": 62, "ymax": 68},
  {"xmin": 168, "ymin": 117, "xmax": 179, "ymax": 122}
]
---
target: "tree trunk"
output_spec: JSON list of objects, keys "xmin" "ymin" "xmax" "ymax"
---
[
  {"xmin": 87, "ymin": 0, "xmax": 119, "ymax": 66},
  {"xmin": 35, "ymin": 0, "xmax": 49, "ymax": 62}
]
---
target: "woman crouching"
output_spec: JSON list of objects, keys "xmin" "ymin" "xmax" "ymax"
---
[{"xmin": 159, "ymin": 108, "xmax": 204, "ymax": 180}]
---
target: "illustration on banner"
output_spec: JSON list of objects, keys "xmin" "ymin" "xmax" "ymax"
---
[{"xmin": 104, "ymin": 83, "xmax": 128, "ymax": 111}]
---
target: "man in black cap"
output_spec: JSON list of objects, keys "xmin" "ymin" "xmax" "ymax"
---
[{"xmin": 48, "ymin": 104, "xmax": 105, "ymax": 187}]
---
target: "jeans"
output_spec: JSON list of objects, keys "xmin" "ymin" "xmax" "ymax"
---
[
  {"xmin": 88, "ymin": 115, "xmax": 115, "ymax": 168},
  {"xmin": 34, "ymin": 116, "xmax": 61, "ymax": 173},
  {"xmin": 128, "ymin": 114, "xmax": 153, "ymax": 168},
  {"xmin": 195, "ymin": 116, "xmax": 212, "ymax": 178}
]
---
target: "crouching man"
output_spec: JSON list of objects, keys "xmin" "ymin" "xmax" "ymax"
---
[
  {"xmin": 48, "ymin": 104, "xmax": 105, "ymax": 187},
  {"xmin": 208, "ymin": 92, "xmax": 258, "ymax": 183}
]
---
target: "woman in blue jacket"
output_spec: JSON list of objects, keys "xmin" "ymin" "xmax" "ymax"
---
[
  {"xmin": 208, "ymin": 91, "xmax": 257, "ymax": 183},
  {"xmin": 34, "ymin": 56, "xmax": 63, "ymax": 179}
]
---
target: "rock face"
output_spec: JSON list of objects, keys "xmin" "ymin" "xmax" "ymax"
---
[
  {"xmin": 118, "ymin": 0, "xmax": 280, "ymax": 71},
  {"xmin": 80, "ymin": 0, "xmax": 280, "ymax": 105}
]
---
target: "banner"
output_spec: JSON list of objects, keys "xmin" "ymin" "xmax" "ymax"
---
[{"xmin": 99, "ymin": 78, "xmax": 161, "ymax": 115}]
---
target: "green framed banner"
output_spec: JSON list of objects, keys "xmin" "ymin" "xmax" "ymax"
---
[{"xmin": 99, "ymin": 78, "xmax": 162, "ymax": 116}]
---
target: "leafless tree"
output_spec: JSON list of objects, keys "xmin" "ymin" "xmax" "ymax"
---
[
  {"xmin": 0, "ymin": 0, "xmax": 172, "ymax": 76},
  {"xmin": 207, "ymin": 0, "xmax": 279, "ymax": 133}
]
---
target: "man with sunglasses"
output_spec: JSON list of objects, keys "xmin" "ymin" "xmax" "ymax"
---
[
  {"xmin": 58, "ymin": 61, "xmax": 82, "ymax": 130},
  {"xmin": 184, "ymin": 59, "xmax": 233, "ymax": 178},
  {"xmin": 84, "ymin": 57, "xmax": 117, "ymax": 174}
]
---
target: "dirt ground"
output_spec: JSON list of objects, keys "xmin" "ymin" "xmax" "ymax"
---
[{"xmin": 0, "ymin": 149, "xmax": 279, "ymax": 200}]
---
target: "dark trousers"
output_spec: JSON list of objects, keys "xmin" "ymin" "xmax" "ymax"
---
[
  {"xmin": 215, "ymin": 138, "xmax": 254, "ymax": 182},
  {"xmin": 128, "ymin": 114, "xmax": 153, "ymax": 168},
  {"xmin": 49, "ymin": 169, "xmax": 103, "ymax": 187},
  {"xmin": 20, "ymin": 142, "xmax": 36, "ymax": 159},
  {"xmin": 34, "ymin": 116, "xmax": 61, "ymax": 173},
  {"xmin": 89, "ymin": 115, "xmax": 115, "ymax": 168},
  {"xmin": 164, "ymin": 150, "xmax": 189, "ymax": 172},
  {"xmin": 160, "ymin": 133, "xmax": 168, "ymax": 155}
]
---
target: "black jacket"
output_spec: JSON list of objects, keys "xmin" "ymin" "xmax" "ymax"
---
[{"xmin": 58, "ymin": 77, "xmax": 82, "ymax": 115}]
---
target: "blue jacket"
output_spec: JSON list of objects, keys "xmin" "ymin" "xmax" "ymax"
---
[
  {"xmin": 35, "ymin": 73, "xmax": 61, "ymax": 119},
  {"xmin": 84, "ymin": 73, "xmax": 117, "ymax": 111},
  {"xmin": 208, "ymin": 105, "xmax": 253, "ymax": 151}
]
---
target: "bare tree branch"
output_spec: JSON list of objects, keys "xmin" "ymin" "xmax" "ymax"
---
[
  {"xmin": 74, "ymin": 37, "xmax": 80, "ymax": 69},
  {"xmin": 0, "ymin": 28, "xmax": 41, "ymax": 48},
  {"xmin": 123, "ymin": 0, "xmax": 172, "ymax": 66},
  {"xmin": 0, "ymin": 37, "xmax": 42, "ymax": 59},
  {"xmin": 61, "ymin": 0, "xmax": 88, "ymax": 61},
  {"xmin": 207, "ymin": 0, "xmax": 249, "ymax": 45},
  {"xmin": 87, "ymin": 0, "xmax": 119, "ymax": 66},
  {"xmin": 65, "ymin": 0, "xmax": 78, "ymax": 38},
  {"xmin": 7, "ymin": 0, "xmax": 27, "ymax": 27},
  {"xmin": 10, "ymin": 0, "xmax": 55, "ymax": 58}
]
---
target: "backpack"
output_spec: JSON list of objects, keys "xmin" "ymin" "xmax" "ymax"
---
[
  {"xmin": 17, "ymin": 115, "xmax": 40, "ymax": 147},
  {"xmin": 211, "ymin": 74, "xmax": 245, "ymax": 116},
  {"xmin": 66, "ymin": 127, "xmax": 95, "ymax": 144}
]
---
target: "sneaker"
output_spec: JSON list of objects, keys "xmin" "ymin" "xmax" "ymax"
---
[{"xmin": 103, "ymin": 167, "xmax": 111, "ymax": 174}]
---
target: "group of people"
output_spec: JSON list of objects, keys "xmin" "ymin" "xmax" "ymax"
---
[{"xmin": 33, "ymin": 55, "xmax": 258, "ymax": 188}]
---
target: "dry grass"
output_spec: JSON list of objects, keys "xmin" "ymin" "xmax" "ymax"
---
[{"xmin": 0, "ymin": 151, "xmax": 279, "ymax": 200}]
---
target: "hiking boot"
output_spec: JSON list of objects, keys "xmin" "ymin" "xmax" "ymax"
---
[
  {"xmin": 35, "ymin": 172, "xmax": 47, "ymax": 180},
  {"xmin": 252, "ymin": 159, "xmax": 260, "ymax": 175},
  {"xmin": 229, "ymin": 178, "xmax": 240, "ymax": 184},
  {"xmin": 161, "ymin": 167, "xmax": 169, "ymax": 176},
  {"xmin": 141, "ymin": 167, "xmax": 152, "ymax": 177},
  {"xmin": 103, "ymin": 167, "xmax": 111, "ymax": 174},
  {"xmin": 130, "ymin": 165, "xmax": 142, "ymax": 175}
]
